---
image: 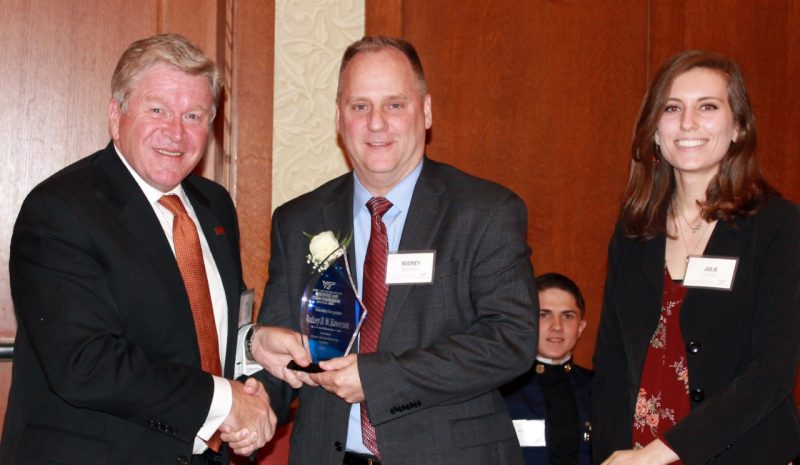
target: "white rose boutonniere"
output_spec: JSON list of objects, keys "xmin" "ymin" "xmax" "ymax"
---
[{"xmin": 305, "ymin": 231, "xmax": 351, "ymax": 272}]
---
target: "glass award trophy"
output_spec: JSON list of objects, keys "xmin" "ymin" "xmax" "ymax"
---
[{"xmin": 288, "ymin": 248, "xmax": 366, "ymax": 373}]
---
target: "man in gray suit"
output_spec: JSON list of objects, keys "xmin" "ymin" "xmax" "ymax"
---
[{"xmin": 248, "ymin": 36, "xmax": 538, "ymax": 465}]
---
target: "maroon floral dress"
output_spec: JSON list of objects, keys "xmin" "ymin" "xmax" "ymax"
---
[{"xmin": 632, "ymin": 267, "xmax": 690, "ymax": 462}]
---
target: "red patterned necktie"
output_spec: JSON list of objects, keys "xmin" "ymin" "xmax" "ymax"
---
[
  {"xmin": 159, "ymin": 195, "xmax": 223, "ymax": 451},
  {"xmin": 359, "ymin": 196, "xmax": 392, "ymax": 458}
]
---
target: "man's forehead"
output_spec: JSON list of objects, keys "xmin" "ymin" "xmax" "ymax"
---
[{"xmin": 540, "ymin": 307, "xmax": 579, "ymax": 314}]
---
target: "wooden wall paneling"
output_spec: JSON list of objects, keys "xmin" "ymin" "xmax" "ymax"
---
[
  {"xmin": 221, "ymin": 2, "xmax": 288, "ymax": 464},
  {"xmin": 227, "ymin": 1, "xmax": 275, "ymax": 324},
  {"xmin": 649, "ymin": 0, "xmax": 800, "ymax": 202},
  {"xmin": 364, "ymin": 0, "xmax": 403, "ymax": 37},
  {"xmin": 378, "ymin": 1, "xmax": 650, "ymax": 368},
  {"xmin": 160, "ymin": 0, "xmax": 228, "ymax": 184},
  {"xmin": 0, "ymin": 0, "xmax": 159, "ymax": 343}
]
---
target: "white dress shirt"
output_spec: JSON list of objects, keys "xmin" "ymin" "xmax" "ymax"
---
[{"xmin": 115, "ymin": 147, "xmax": 232, "ymax": 453}]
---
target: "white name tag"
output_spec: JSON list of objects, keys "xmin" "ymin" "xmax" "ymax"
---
[
  {"xmin": 385, "ymin": 251, "xmax": 435, "ymax": 284},
  {"xmin": 238, "ymin": 289, "xmax": 255, "ymax": 327},
  {"xmin": 512, "ymin": 419, "xmax": 546, "ymax": 447},
  {"xmin": 683, "ymin": 256, "xmax": 738, "ymax": 290}
]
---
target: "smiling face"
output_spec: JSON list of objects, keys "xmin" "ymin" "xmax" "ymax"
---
[
  {"xmin": 108, "ymin": 62, "xmax": 214, "ymax": 192},
  {"xmin": 537, "ymin": 288, "xmax": 587, "ymax": 361},
  {"xmin": 654, "ymin": 68, "xmax": 739, "ymax": 182},
  {"xmin": 335, "ymin": 48, "xmax": 432, "ymax": 196}
]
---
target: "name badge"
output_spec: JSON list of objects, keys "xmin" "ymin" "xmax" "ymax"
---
[
  {"xmin": 683, "ymin": 256, "xmax": 738, "ymax": 290},
  {"xmin": 238, "ymin": 289, "xmax": 255, "ymax": 327},
  {"xmin": 512, "ymin": 419, "xmax": 546, "ymax": 447},
  {"xmin": 386, "ymin": 251, "xmax": 435, "ymax": 284}
]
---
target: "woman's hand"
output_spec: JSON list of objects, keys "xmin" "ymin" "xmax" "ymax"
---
[{"xmin": 601, "ymin": 439, "xmax": 679, "ymax": 465}]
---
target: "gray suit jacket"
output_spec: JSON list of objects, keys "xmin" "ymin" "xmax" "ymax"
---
[{"xmin": 257, "ymin": 157, "xmax": 538, "ymax": 465}]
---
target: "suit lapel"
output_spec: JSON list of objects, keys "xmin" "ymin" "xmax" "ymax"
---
[
  {"xmin": 704, "ymin": 215, "xmax": 751, "ymax": 257},
  {"xmin": 94, "ymin": 144, "xmax": 198, "ymax": 355},
  {"xmin": 681, "ymin": 215, "xmax": 750, "ymax": 321},
  {"xmin": 379, "ymin": 159, "xmax": 446, "ymax": 343},
  {"xmin": 641, "ymin": 234, "xmax": 666, "ymax": 292},
  {"xmin": 322, "ymin": 175, "xmax": 356, "ymax": 279}
]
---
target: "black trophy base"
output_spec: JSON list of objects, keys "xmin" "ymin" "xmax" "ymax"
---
[{"xmin": 286, "ymin": 361, "xmax": 324, "ymax": 373}]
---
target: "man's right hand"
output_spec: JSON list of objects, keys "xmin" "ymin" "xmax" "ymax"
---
[{"xmin": 219, "ymin": 378, "xmax": 276, "ymax": 456}]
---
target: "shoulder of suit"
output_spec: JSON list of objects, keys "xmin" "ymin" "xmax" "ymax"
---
[
  {"xmin": 274, "ymin": 170, "xmax": 352, "ymax": 212},
  {"xmin": 423, "ymin": 157, "xmax": 523, "ymax": 203},
  {"xmin": 716, "ymin": 195, "xmax": 799, "ymax": 237},
  {"xmin": 571, "ymin": 363, "xmax": 594, "ymax": 379},
  {"xmin": 24, "ymin": 147, "xmax": 110, "ymax": 205},
  {"xmin": 184, "ymin": 173, "xmax": 232, "ymax": 200},
  {"xmin": 756, "ymin": 195, "xmax": 800, "ymax": 224}
]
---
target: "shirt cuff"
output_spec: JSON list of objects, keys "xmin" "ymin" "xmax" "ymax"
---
[
  {"xmin": 192, "ymin": 376, "xmax": 232, "ymax": 454},
  {"xmin": 234, "ymin": 323, "xmax": 263, "ymax": 378}
]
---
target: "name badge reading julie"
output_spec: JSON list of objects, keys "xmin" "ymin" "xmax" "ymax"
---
[
  {"xmin": 386, "ymin": 251, "xmax": 435, "ymax": 284},
  {"xmin": 683, "ymin": 256, "xmax": 738, "ymax": 290}
]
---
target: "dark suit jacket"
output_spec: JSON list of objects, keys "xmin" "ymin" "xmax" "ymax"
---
[
  {"xmin": 1, "ymin": 143, "xmax": 244, "ymax": 465},
  {"xmin": 256, "ymin": 157, "xmax": 539, "ymax": 465},
  {"xmin": 592, "ymin": 196, "xmax": 800, "ymax": 465},
  {"xmin": 503, "ymin": 362, "xmax": 592, "ymax": 465}
]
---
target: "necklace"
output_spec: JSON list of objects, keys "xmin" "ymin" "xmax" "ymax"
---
[
  {"xmin": 672, "ymin": 209, "xmax": 710, "ymax": 263},
  {"xmin": 676, "ymin": 206, "xmax": 703, "ymax": 233}
]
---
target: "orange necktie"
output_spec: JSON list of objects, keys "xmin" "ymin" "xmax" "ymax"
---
[{"xmin": 159, "ymin": 195, "xmax": 223, "ymax": 451}]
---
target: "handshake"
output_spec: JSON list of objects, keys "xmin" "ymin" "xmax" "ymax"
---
[
  {"xmin": 218, "ymin": 327, "xmax": 311, "ymax": 456},
  {"xmin": 221, "ymin": 325, "xmax": 364, "ymax": 456}
]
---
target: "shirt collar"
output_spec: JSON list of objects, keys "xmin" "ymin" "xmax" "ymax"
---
[
  {"xmin": 536, "ymin": 354, "xmax": 573, "ymax": 365},
  {"xmin": 114, "ymin": 144, "xmax": 189, "ymax": 205},
  {"xmin": 352, "ymin": 158, "xmax": 423, "ymax": 217}
]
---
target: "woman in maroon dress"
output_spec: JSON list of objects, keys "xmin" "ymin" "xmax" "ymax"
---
[{"xmin": 592, "ymin": 50, "xmax": 800, "ymax": 465}]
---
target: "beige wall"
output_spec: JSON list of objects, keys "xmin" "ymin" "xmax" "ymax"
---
[{"xmin": 271, "ymin": 0, "xmax": 364, "ymax": 210}]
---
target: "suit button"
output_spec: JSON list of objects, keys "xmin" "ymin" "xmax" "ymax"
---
[
  {"xmin": 690, "ymin": 388, "xmax": 705, "ymax": 402},
  {"xmin": 686, "ymin": 341, "xmax": 701, "ymax": 354},
  {"xmin": 334, "ymin": 441, "xmax": 343, "ymax": 452},
  {"xmin": 176, "ymin": 456, "xmax": 189, "ymax": 465}
]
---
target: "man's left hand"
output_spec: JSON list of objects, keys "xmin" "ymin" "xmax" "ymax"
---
[{"xmin": 309, "ymin": 354, "xmax": 364, "ymax": 403}]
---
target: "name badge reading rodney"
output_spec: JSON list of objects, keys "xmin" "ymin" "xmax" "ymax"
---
[
  {"xmin": 386, "ymin": 251, "xmax": 435, "ymax": 284},
  {"xmin": 683, "ymin": 256, "xmax": 738, "ymax": 290},
  {"xmin": 512, "ymin": 419, "xmax": 546, "ymax": 447}
]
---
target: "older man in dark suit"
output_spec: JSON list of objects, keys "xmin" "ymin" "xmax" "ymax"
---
[
  {"xmin": 1, "ymin": 34, "xmax": 288, "ymax": 465},
  {"xmin": 247, "ymin": 36, "xmax": 539, "ymax": 465}
]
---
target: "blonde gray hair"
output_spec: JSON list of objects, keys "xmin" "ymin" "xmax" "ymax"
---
[{"xmin": 111, "ymin": 34, "xmax": 221, "ymax": 118}]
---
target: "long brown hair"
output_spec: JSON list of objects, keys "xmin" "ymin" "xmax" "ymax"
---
[{"xmin": 620, "ymin": 50, "xmax": 776, "ymax": 239}]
